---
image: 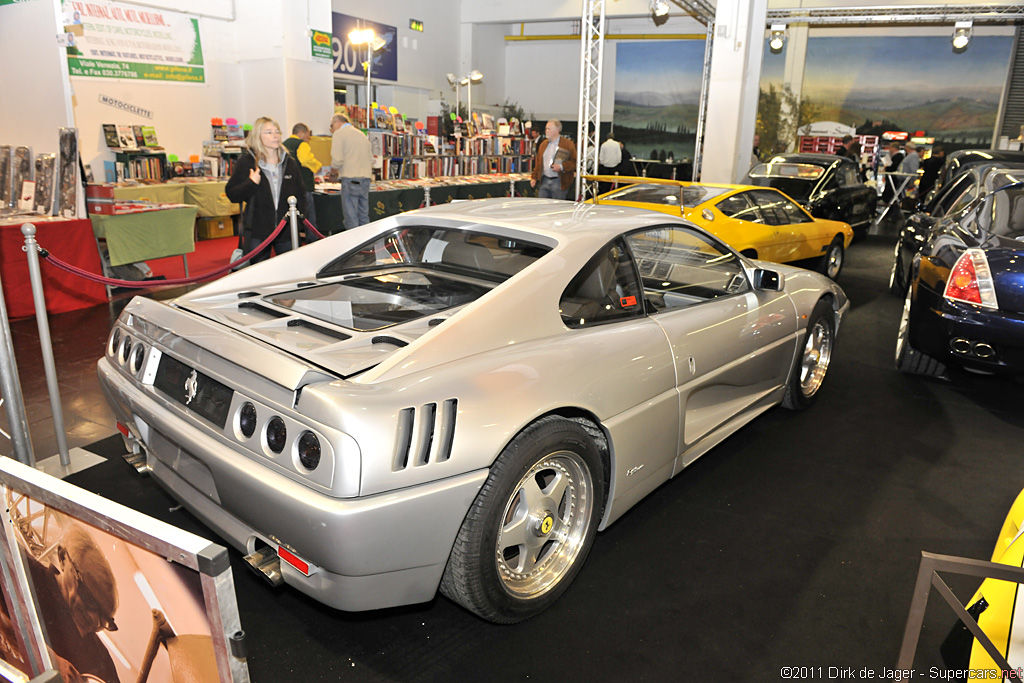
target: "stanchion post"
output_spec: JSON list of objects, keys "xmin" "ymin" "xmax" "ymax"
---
[
  {"xmin": 509, "ymin": 178, "xmax": 515, "ymax": 197},
  {"xmin": 20, "ymin": 225, "xmax": 70, "ymax": 467},
  {"xmin": 424, "ymin": 186, "xmax": 431, "ymax": 208},
  {"xmin": 287, "ymin": 197, "xmax": 300, "ymax": 251},
  {"xmin": 0, "ymin": 264, "xmax": 35, "ymax": 466}
]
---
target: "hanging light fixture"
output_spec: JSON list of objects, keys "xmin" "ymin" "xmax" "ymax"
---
[
  {"xmin": 951, "ymin": 21, "xmax": 972, "ymax": 52},
  {"xmin": 650, "ymin": 0, "xmax": 670, "ymax": 18},
  {"xmin": 769, "ymin": 24, "xmax": 787, "ymax": 53}
]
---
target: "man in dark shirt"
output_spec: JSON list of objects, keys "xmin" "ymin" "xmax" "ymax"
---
[{"xmin": 918, "ymin": 145, "xmax": 945, "ymax": 198}]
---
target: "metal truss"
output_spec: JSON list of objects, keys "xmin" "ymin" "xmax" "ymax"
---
[
  {"xmin": 767, "ymin": 3, "xmax": 1024, "ymax": 25},
  {"xmin": 670, "ymin": 0, "xmax": 717, "ymax": 26},
  {"xmin": 576, "ymin": 0, "xmax": 606, "ymax": 202}
]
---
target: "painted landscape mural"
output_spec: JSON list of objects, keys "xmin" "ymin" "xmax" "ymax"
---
[
  {"xmin": 613, "ymin": 40, "xmax": 705, "ymax": 164},
  {"xmin": 759, "ymin": 34, "xmax": 1013, "ymax": 155}
]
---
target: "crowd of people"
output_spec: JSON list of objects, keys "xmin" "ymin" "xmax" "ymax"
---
[{"xmin": 835, "ymin": 135, "xmax": 946, "ymax": 204}]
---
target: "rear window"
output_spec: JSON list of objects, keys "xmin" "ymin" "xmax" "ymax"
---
[
  {"xmin": 268, "ymin": 272, "xmax": 493, "ymax": 331},
  {"xmin": 602, "ymin": 183, "xmax": 728, "ymax": 208},
  {"xmin": 979, "ymin": 185, "xmax": 1024, "ymax": 239},
  {"xmin": 317, "ymin": 226, "xmax": 551, "ymax": 282},
  {"xmin": 745, "ymin": 163, "xmax": 822, "ymax": 202}
]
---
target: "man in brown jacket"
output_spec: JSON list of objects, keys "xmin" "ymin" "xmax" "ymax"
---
[{"xmin": 530, "ymin": 119, "xmax": 577, "ymax": 200}]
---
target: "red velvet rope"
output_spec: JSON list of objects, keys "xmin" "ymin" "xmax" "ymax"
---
[{"xmin": 42, "ymin": 217, "xmax": 289, "ymax": 289}]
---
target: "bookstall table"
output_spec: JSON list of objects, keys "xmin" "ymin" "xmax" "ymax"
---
[
  {"xmin": 90, "ymin": 206, "xmax": 198, "ymax": 272},
  {"xmin": 110, "ymin": 184, "xmax": 186, "ymax": 204},
  {"xmin": 181, "ymin": 181, "xmax": 240, "ymax": 218},
  {"xmin": 0, "ymin": 217, "xmax": 107, "ymax": 319},
  {"xmin": 313, "ymin": 177, "xmax": 532, "ymax": 236}
]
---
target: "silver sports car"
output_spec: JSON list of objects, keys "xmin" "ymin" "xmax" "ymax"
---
[{"xmin": 98, "ymin": 198, "xmax": 848, "ymax": 623}]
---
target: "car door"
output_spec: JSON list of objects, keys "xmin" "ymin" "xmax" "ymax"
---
[
  {"xmin": 712, "ymin": 192, "xmax": 787, "ymax": 262},
  {"xmin": 623, "ymin": 225, "xmax": 798, "ymax": 465},
  {"xmin": 812, "ymin": 161, "xmax": 871, "ymax": 230},
  {"xmin": 747, "ymin": 188, "xmax": 820, "ymax": 262}
]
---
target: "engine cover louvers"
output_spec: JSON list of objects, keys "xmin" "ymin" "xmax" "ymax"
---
[{"xmin": 393, "ymin": 398, "xmax": 458, "ymax": 470}]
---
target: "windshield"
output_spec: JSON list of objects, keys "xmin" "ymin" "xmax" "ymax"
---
[
  {"xmin": 977, "ymin": 184, "xmax": 1024, "ymax": 239},
  {"xmin": 745, "ymin": 162, "xmax": 824, "ymax": 202},
  {"xmin": 601, "ymin": 183, "xmax": 728, "ymax": 208},
  {"xmin": 317, "ymin": 226, "xmax": 551, "ymax": 281}
]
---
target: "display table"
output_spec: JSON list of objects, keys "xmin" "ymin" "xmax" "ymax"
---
[
  {"xmin": 0, "ymin": 217, "xmax": 107, "ymax": 319},
  {"xmin": 91, "ymin": 206, "xmax": 198, "ymax": 268},
  {"xmin": 313, "ymin": 177, "xmax": 532, "ymax": 236},
  {"xmin": 110, "ymin": 180, "xmax": 239, "ymax": 218}
]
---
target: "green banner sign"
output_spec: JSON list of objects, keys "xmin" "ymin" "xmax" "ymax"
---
[
  {"xmin": 311, "ymin": 29, "xmax": 332, "ymax": 61},
  {"xmin": 64, "ymin": 1, "xmax": 205, "ymax": 83}
]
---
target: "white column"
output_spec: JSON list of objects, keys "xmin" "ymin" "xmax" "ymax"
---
[{"xmin": 700, "ymin": 0, "xmax": 768, "ymax": 183}]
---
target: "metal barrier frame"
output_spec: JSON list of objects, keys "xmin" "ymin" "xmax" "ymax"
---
[{"xmin": 899, "ymin": 550, "xmax": 1024, "ymax": 670}]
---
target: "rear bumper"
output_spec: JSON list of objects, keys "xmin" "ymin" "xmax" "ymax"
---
[
  {"xmin": 98, "ymin": 357, "xmax": 487, "ymax": 611},
  {"xmin": 910, "ymin": 286, "xmax": 1024, "ymax": 374}
]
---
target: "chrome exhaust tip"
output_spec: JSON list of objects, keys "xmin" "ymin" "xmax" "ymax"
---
[
  {"xmin": 121, "ymin": 451, "xmax": 151, "ymax": 476},
  {"xmin": 950, "ymin": 338, "xmax": 972, "ymax": 355},
  {"xmin": 243, "ymin": 547, "xmax": 284, "ymax": 587},
  {"xmin": 973, "ymin": 342, "xmax": 996, "ymax": 359}
]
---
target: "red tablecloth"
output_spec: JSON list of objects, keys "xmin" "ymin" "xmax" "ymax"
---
[{"xmin": 0, "ymin": 218, "xmax": 107, "ymax": 319}]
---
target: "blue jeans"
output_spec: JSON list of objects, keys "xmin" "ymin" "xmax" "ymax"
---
[
  {"xmin": 538, "ymin": 175, "xmax": 568, "ymax": 200},
  {"xmin": 341, "ymin": 177, "xmax": 371, "ymax": 230}
]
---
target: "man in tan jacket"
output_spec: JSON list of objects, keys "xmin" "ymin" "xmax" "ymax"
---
[
  {"xmin": 530, "ymin": 119, "xmax": 577, "ymax": 200},
  {"xmin": 329, "ymin": 112, "xmax": 373, "ymax": 229}
]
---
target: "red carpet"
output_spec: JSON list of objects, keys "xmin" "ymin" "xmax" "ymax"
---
[{"xmin": 147, "ymin": 235, "xmax": 237, "ymax": 281}]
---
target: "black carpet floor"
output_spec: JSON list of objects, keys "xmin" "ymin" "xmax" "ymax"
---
[{"xmin": 67, "ymin": 234, "xmax": 1024, "ymax": 682}]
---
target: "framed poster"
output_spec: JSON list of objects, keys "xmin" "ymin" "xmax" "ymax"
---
[{"xmin": 0, "ymin": 458, "xmax": 249, "ymax": 683}]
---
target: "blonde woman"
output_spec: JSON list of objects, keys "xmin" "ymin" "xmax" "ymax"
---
[{"xmin": 225, "ymin": 116, "xmax": 308, "ymax": 263}]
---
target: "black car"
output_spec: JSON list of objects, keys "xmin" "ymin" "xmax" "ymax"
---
[
  {"xmin": 890, "ymin": 164, "xmax": 1024, "ymax": 296},
  {"xmin": 891, "ymin": 178, "xmax": 1024, "ymax": 377},
  {"xmin": 744, "ymin": 153, "xmax": 878, "ymax": 240},
  {"xmin": 934, "ymin": 149, "xmax": 1024, "ymax": 194}
]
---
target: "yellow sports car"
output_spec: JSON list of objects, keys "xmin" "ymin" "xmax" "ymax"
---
[
  {"xmin": 941, "ymin": 486, "xmax": 1024, "ymax": 672},
  {"xmin": 586, "ymin": 176, "xmax": 854, "ymax": 280}
]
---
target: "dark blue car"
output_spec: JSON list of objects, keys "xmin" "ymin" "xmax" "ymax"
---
[{"xmin": 894, "ymin": 179, "xmax": 1024, "ymax": 377}]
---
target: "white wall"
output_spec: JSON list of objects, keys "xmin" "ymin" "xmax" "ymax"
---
[
  {"xmin": 68, "ymin": 0, "xmax": 335, "ymax": 175},
  {"xmin": 0, "ymin": 0, "xmax": 74, "ymax": 159}
]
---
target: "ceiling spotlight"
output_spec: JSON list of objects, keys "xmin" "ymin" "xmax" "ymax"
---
[
  {"xmin": 952, "ymin": 21, "xmax": 972, "ymax": 52},
  {"xmin": 769, "ymin": 24, "xmax": 787, "ymax": 53},
  {"xmin": 650, "ymin": 0, "xmax": 670, "ymax": 18}
]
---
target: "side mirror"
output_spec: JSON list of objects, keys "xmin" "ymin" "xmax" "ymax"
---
[{"xmin": 753, "ymin": 268, "xmax": 784, "ymax": 291}]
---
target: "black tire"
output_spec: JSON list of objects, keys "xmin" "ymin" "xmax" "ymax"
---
[
  {"xmin": 888, "ymin": 240, "xmax": 908, "ymax": 296},
  {"xmin": 816, "ymin": 237, "xmax": 845, "ymax": 280},
  {"xmin": 439, "ymin": 416, "xmax": 606, "ymax": 623},
  {"xmin": 895, "ymin": 286, "xmax": 946, "ymax": 377},
  {"xmin": 782, "ymin": 299, "xmax": 835, "ymax": 411}
]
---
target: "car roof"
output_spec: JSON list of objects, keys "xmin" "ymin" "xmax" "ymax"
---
[
  {"xmin": 760, "ymin": 153, "xmax": 844, "ymax": 169},
  {"xmin": 395, "ymin": 197, "xmax": 695, "ymax": 242}
]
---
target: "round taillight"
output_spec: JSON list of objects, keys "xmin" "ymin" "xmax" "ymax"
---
[
  {"xmin": 297, "ymin": 432, "xmax": 321, "ymax": 471},
  {"xmin": 119, "ymin": 337, "xmax": 132, "ymax": 365},
  {"xmin": 130, "ymin": 344, "xmax": 146, "ymax": 374},
  {"xmin": 266, "ymin": 417, "xmax": 286, "ymax": 454},
  {"xmin": 238, "ymin": 402, "xmax": 257, "ymax": 439},
  {"xmin": 108, "ymin": 328, "xmax": 121, "ymax": 356}
]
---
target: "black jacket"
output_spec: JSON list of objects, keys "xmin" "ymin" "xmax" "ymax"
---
[{"xmin": 225, "ymin": 151, "xmax": 308, "ymax": 241}]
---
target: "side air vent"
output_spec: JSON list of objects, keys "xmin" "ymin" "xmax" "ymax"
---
[
  {"xmin": 428, "ymin": 318, "xmax": 446, "ymax": 327},
  {"xmin": 372, "ymin": 335, "xmax": 408, "ymax": 347},
  {"xmin": 237, "ymin": 292, "xmax": 260, "ymax": 299},
  {"xmin": 393, "ymin": 408, "xmax": 415, "ymax": 470},
  {"xmin": 391, "ymin": 399, "xmax": 458, "ymax": 471}
]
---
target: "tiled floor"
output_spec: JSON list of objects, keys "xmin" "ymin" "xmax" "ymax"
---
[{"xmin": 0, "ymin": 285, "xmax": 189, "ymax": 464}]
